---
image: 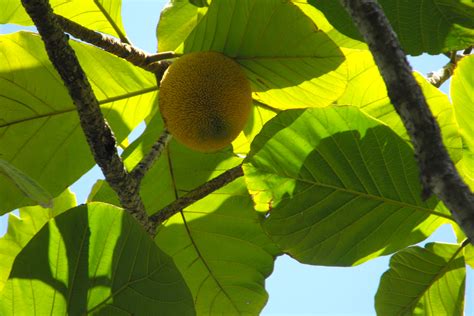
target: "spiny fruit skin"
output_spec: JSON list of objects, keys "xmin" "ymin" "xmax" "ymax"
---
[{"xmin": 159, "ymin": 51, "xmax": 252, "ymax": 152}]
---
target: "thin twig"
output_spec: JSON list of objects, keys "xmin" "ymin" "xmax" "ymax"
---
[
  {"xmin": 55, "ymin": 14, "xmax": 173, "ymax": 74},
  {"xmin": 426, "ymin": 61, "xmax": 456, "ymax": 88},
  {"xmin": 149, "ymin": 165, "xmax": 244, "ymax": 228},
  {"xmin": 131, "ymin": 129, "xmax": 173, "ymax": 182},
  {"xmin": 340, "ymin": 0, "xmax": 474, "ymax": 243},
  {"xmin": 427, "ymin": 52, "xmax": 468, "ymax": 87},
  {"xmin": 21, "ymin": 0, "xmax": 155, "ymax": 235},
  {"xmin": 146, "ymin": 51, "xmax": 178, "ymax": 63}
]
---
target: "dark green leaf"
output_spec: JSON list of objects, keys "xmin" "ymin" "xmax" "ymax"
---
[
  {"xmin": 189, "ymin": 0, "xmax": 208, "ymax": 7},
  {"xmin": 244, "ymin": 106, "xmax": 452, "ymax": 266}
]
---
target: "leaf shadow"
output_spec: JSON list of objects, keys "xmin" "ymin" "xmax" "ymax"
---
[
  {"xmin": 263, "ymin": 126, "xmax": 440, "ymax": 267},
  {"xmin": 6, "ymin": 204, "xmax": 194, "ymax": 314}
]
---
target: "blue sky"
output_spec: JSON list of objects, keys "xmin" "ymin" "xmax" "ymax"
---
[{"xmin": 0, "ymin": 1, "xmax": 472, "ymax": 315}]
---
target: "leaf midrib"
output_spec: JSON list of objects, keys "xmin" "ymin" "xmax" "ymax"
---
[
  {"xmin": 0, "ymin": 87, "xmax": 158, "ymax": 128},
  {"xmin": 266, "ymin": 170, "xmax": 452, "ymax": 220}
]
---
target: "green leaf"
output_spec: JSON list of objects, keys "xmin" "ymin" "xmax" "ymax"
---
[
  {"xmin": 464, "ymin": 244, "xmax": 474, "ymax": 269},
  {"xmin": 0, "ymin": 158, "xmax": 52, "ymax": 208},
  {"xmin": 237, "ymin": 103, "xmax": 278, "ymax": 155},
  {"xmin": 293, "ymin": 0, "xmax": 367, "ymax": 50},
  {"xmin": 157, "ymin": 0, "xmax": 208, "ymax": 52},
  {"xmin": 244, "ymin": 106, "xmax": 452, "ymax": 266},
  {"xmin": 176, "ymin": 0, "xmax": 347, "ymax": 109},
  {"xmin": 337, "ymin": 50, "xmax": 463, "ymax": 162},
  {"xmin": 375, "ymin": 243, "xmax": 466, "ymax": 315},
  {"xmin": 451, "ymin": 55, "xmax": 474, "ymax": 191},
  {"xmin": 155, "ymin": 178, "xmax": 281, "ymax": 315},
  {"xmin": 452, "ymin": 55, "xmax": 474, "ymax": 149},
  {"xmin": 0, "ymin": 189, "xmax": 76, "ymax": 293},
  {"xmin": 0, "ymin": 202, "xmax": 195, "ymax": 315},
  {"xmin": 89, "ymin": 113, "xmax": 281, "ymax": 314},
  {"xmin": 309, "ymin": 0, "xmax": 474, "ymax": 55},
  {"xmin": 0, "ymin": 31, "xmax": 157, "ymax": 214},
  {"xmin": 1, "ymin": 0, "xmax": 127, "ymax": 40}
]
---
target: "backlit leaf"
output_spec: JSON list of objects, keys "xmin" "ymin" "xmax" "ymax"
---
[
  {"xmin": 337, "ymin": 50, "xmax": 462, "ymax": 162},
  {"xmin": 0, "ymin": 203, "xmax": 195, "ymax": 315},
  {"xmin": 0, "ymin": 189, "xmax": 76, "ymax": 292},
  {"xmin": 375, "ymin": 243, "xmax": 466, "ymax": 315},
  {"xmin": 451, "ymin": 55, "xmax": 474, "ymax": 190},
  {"xmin": 176, "ymin": 0, "xmax": 347, "ymax": 109},
  {"xmin": 1, "ymin": 0, "xmax": 127, "ymax": 40},
  {"xmin": 157, "ymin": 0, "xmax": 208, "ymax": 52},
  {"xmin": 0, "ymin": 32, "xmax": 156, "ymax": 213}
]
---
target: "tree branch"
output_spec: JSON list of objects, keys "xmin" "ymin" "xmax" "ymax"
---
[
  {"xmin": 131, "ymin": 129, "xmax": 173, "ymax": 183},
  {"xmin": 426, "ymin": 60, "xmax": 456, "ymax": 88},
  {"xmin": 340, "ymin": 0, "xmax": 474, "ymax": 242},
  {"xmin": 55, "ymin": 14, "xmax": 173, "ymax": 74},
  {"xmin": 149, "ymin": 165, "xmax": 244, "ymax": 229},
  {"xmin": 426, "ymin": 52, "xmax": 468, "ymax": 88},
  {"xmin": 21, "ymin": 0, "xmax": 155, "ymax": 235}
]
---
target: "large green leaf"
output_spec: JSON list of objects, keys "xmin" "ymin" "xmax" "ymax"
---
[
  {"xmin": 0, "ymin": 189, "xmax": 76, "ymax": 292},
  {"xmin": 451, "ymin": 55, "xmax": 474, "ymax": 191},
  {"xmin": 0, "ymin": 31, "xmax": 157, "ymax": 213},
  {"xmin": 375, "ymin": 243, "xmax": 466, "ymax": 315},
  {"xmin": 337, "ymin": 50, "xmax": 463, "ymax": 162},
  {"xmin": 244, "ymin": 106, "xmax": 452, "ymax": 266},
  {"xmin": 174, "ymin": 0, "xmax": 347, "ymax": 109},
  {"xmin": 156, "ymin": 0, "xmax": 208, "ymax": 52},
  {"xmin": 309, "ymin": 0, "xmax": 474, "ymax": 55},
  {"xmin": 89, "ymin": 113, "xmax": 282, "ymax": 314},
  {"xmin": 155, "ymin": 178, "xmax": 281, "ymax": 315},
  {"xmin": 1, "ymin": 0, "xmax": 127, "ymax": 40},
  {"xmin": 0, "ymin": 202, "xmax": 195, "ymax": 315}
]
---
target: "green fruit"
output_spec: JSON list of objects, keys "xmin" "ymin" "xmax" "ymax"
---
[{"xmin": 159, "ymin": 51, "xmax": 252, "ymax": 152}]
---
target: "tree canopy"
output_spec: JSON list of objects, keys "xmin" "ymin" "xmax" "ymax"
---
[{"xmin": 0, "ymin": 0, "xmax": 473, "ymax": 314}]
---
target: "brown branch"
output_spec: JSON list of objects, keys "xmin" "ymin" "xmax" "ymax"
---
[
  {"xmin": 21, "ymin": 0, "xmax": 155, "ymax": 235},
  {"xmin": 55, "ymin": 14, "xmax": 172, "ymax": 74},
  {"xmin": 131, "ymin": 129, "xmax": 173, "ymax": 183},
  {"xmin": 149, "ymin": 165, "xmax": 244, "ymax": 228},
  {"xmin": 340, "ymin": 0, "xmax": 474, "ymax": 242}
]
